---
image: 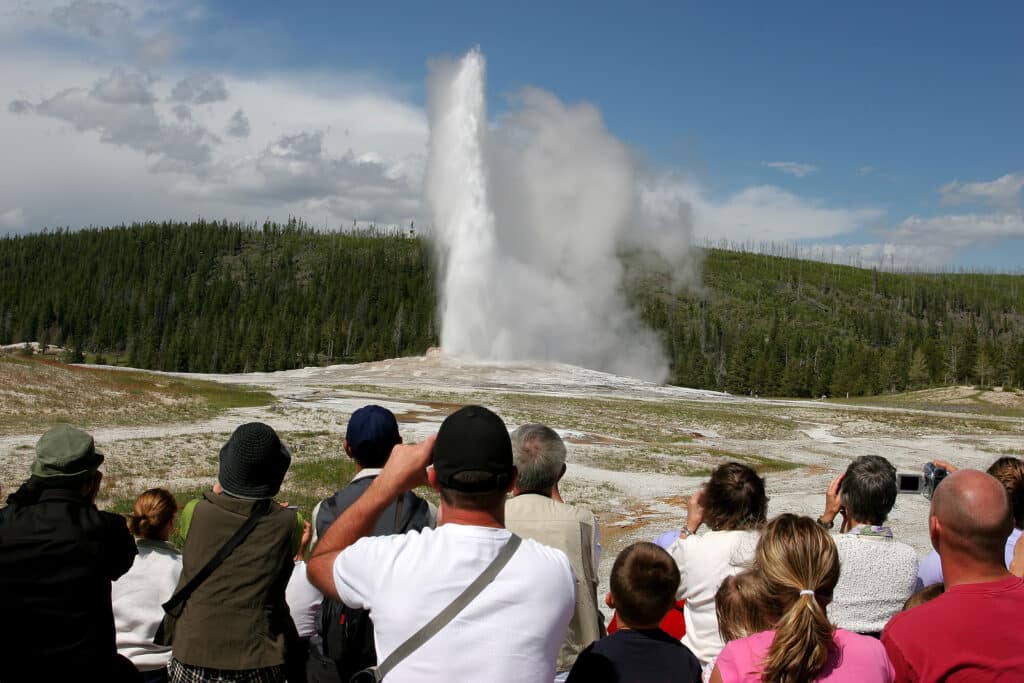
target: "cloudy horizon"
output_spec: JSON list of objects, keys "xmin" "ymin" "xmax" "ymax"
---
[{"xmin": 1, "ymin": 0, "xmax": 1021, "ymax": 272}]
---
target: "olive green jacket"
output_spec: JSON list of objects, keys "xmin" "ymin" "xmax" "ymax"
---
[{"xmin": 168, "ymin": 492, "xmax": 300, "ymax": 670}]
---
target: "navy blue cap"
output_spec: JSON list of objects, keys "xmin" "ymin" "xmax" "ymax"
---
[{"xmin": 345, "ymin": 405, "xmax": 402, "ymax": 465}]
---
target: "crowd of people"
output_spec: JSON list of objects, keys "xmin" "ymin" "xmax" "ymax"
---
[{"xmin": 2, "ymin": 404, "xmax": 1024, "ymax": 683}]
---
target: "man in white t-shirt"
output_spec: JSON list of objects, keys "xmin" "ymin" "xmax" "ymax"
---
[{"xmin": 308, "ymin": 405, "xmax": 575, "ymax": 683}]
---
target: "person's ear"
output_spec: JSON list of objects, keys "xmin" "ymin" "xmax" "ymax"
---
[
  {"xmin": 427, "ymin": 467, "xmax": 440, "ymax": 492},
  {"xmin": 507, "ymin": 466, "xmax": 519, "ymax": 494},
  {"xmin": 929, "ymin": 514, "xmax": 941, "ymax": 552},
  {"xmin": 343, "ymin": 440, "xmax": 354, "ymax": 459},
  {"xmin": 605, "ymin": 592, "xmax": 615, "ymax": 609}
]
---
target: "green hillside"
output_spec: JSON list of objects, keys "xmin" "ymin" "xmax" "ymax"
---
[
  {"xmin": 628, "ymin": 249, "xmax": 1024, "ymax": 397},
  {"xmin": 2, "ymin": 221, "xmax": 1022, "ymax": 397}
]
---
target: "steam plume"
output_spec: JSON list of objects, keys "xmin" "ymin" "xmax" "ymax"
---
[{"xmin": 425, "ymin": 48, "xmax": 693, "ymax": 382}]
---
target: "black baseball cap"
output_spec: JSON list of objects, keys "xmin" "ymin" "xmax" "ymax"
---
[{"xmin": 433, "ymin": 405, "xmax": 514, "ymax": 493}]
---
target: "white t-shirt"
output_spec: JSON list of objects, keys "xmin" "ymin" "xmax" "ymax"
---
[
  {"xmin": 669, "ymin": 529, "xmax": 759, "ymax": 665},
  {"xmin": 286, "ymin": 559, "xmax": 323, "ymax": 638},
  {"xmin": 333, "ymin": 523, "xmax": 576, "ymax": 683},
  {"xmin": 111, "ymin": 539, "xmax": 182, "ymax": 671}
]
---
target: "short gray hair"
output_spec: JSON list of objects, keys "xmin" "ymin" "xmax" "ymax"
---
[
  {"xmin": 510, "ymin": 424, "xmax": 566, "ymax": 493},
  {"xmin": 841, "ymin": 455, "xmax": 897, "ymax": 526}
]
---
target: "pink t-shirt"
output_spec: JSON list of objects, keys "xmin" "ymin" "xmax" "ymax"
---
[{"xmin": 715, "ymin": 629, "xmax": 894, "ymax": 682}]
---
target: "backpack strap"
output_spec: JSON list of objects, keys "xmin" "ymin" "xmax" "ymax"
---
[
  {"xmin": 177, "ymin": 498, "xmax": 200, "ymax": 540},
  {"xmin": 357, "ymin": 534, "xmax": 522, "ymax": 681},
  {"xmin": 162, "ymin": 498, "xmax": 272, "ymax": 615},
  {"xmin": 291, "ymin": 510, "xmax": 306, "ymax": 557}
]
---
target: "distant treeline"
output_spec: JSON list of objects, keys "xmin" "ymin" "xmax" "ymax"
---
[
  {"xmin": 0, "ymin": 220, "xmax": 435, "ymax": 373},
  {"xmin": 2, "ymin": 220, "xmax": 1023, "ymax": 397}
]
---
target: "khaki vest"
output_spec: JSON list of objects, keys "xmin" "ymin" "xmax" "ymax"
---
[
  {"xmin": 504, "ymin": 493, "xmax": 605, "ymax": 672},
  {"xmin": 170, "ymin": 492, "xmax": 297, "ymax": 670}
]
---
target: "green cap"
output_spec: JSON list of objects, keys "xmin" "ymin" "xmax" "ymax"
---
[{"xmin": 31, "ymin": 425, "xmax": 104, "ymax": 485}]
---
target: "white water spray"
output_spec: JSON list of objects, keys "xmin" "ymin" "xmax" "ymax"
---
[
  {"xmin": 424, "ymin": 49, "xmax": 498, "ymax": 360},
  {"xmin": 426, "ymin": 49, "xmax": 690, "ymax": 382}
]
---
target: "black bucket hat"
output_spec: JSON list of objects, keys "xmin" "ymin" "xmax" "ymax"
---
[{"xmin": 218, "ymin": 422, "xmax": 291, "ymax": 499}]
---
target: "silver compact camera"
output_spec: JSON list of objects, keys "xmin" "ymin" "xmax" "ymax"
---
[{"xmin": 897, "ymin": 462, "xmax": 949, "ymax": 499}]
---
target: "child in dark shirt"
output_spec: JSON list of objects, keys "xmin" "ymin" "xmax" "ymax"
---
[{"xmin": 567, "ymin": 542, "xmax": 702, "ymax": 683}]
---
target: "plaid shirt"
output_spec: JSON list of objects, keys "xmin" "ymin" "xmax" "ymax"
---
[{"xmin": 168, "ymin": 659, "xmax": 286, "ymax": 683}]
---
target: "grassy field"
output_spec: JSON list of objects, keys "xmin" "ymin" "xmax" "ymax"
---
[
  {"xmin": 829, "ymin": 386, "xmax": 1024, "ymax": 419},
  {"xmin": 331, "ymin": 383, "xmax": 798, "ymax": 441},
  {"xmin": 0, "ymin": 354, "xmax": 273, "ymax": 435}
]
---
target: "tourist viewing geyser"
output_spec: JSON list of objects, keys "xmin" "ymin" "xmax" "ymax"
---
[{"xmin": 425, "ymin": 48, "xmax": 693, "ymax": 382}]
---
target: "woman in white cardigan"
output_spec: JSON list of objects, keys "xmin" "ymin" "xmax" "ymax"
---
[
  {"xmin": 112, "ymin": 488, "xmax": 182, "ymax": 683},
  {"xmin": 669, "ymin": 463, "xmax": 767, "ymax": 672}
]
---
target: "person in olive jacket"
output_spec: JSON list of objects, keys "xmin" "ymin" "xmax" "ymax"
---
[
  {"xmin": 0, "ymin": 425, "xmax": 140, "ymax": 682},
  {"xmin": 161, "ymin": 422, "xmax": 302, "ymax": 683}
]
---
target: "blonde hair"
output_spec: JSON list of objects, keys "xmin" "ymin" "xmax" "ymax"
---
[
  {"xmin": 716, "ymin": 570, "xmax": 776, "ymax": 642},
  {"xmin": 128, "ymin": 488, "xmax": 177, "ymax": 540},
  {"xmin": 755, "ymin": 514, "xmax": 840, "ymax": 683}
]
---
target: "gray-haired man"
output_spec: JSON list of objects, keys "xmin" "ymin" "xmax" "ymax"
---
[{"xmin": 504, "ymin": 423, "xmax": 605, "ymax": 681}]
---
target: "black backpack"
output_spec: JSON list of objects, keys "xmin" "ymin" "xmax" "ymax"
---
[{"xmin": 314, "ymin": 478, "xmax": 431, "ymax": 680}]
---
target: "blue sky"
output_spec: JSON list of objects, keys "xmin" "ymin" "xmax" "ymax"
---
[{"xmin": 1, "ymin": 0, "xmax": 1021, "ymax": 270}]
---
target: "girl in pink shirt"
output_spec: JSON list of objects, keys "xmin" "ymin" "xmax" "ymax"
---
[{"xmin": 709, "ymin": 515, "xmax": 894, "ymax": 683}]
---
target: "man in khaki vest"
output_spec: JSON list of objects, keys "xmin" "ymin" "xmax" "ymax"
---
[{"xmin": 504, "ymin": 423, "xmax": 605, "ymax": 681}]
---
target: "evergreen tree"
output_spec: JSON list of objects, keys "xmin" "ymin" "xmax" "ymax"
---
[
  {"xmin": 908, "ymin": 347, "xmax": 930, "ymax": 389},
  {"xmin": 974, "ymin": 350, "xmax": 994, "ymax": 388}
]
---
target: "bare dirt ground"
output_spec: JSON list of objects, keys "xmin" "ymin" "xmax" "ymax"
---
[{"xmin": 3, "ymin": 349, "xmax": 1023, "ymax": 607}]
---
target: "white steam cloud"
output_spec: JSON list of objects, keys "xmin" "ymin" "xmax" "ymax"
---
[{"xmin": 425, "ymin": 48, "xmax": 694, "ymax": 382}]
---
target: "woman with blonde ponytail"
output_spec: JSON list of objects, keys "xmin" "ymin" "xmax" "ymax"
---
[
  {"xmin": 112, "ymin": 488, "xmax": 182, "ymax": 682},
  {"xmin": 709, "ymin": 515, "xmax": 894, "ymax": 683}
]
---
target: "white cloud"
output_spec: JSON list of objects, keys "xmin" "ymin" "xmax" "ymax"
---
[
  {"xmin": 0, "ymin": 208, "xmax": 28, "ymax": 231},
  {"xmin": 171, "ymin": 72, "xmax": 228, "ymax": 104},
  {"xmin": 889, "ymin": 210, "xmax": 1024, "ymax": 247},
  {"xmin": 762, "ymin": 160, "xmax": 818, "ymax": 178},
  {"xmin": 799, "ymin": 210, "xmax": 1024, "ymax": 270},
  {"xmin": 225, "ymin": 108, "xmax": 249, "ymax": 138},
  {"xmin": 91, "ymin": 66, "xmax": 154, "ymax": 104},
  {"xmin": 9, "ymin": 67, "xmax": 215, "ymax": 171},
  {"xmin": 50, "ymin": 0, "xmax": 130, "ymax": 38},
  {"xmin": 858, "ymin": 165, "xmax": 874, "ymax": 176},
  {"xmin": 642, "ymin": 176, "xmax": 883, "ymax": 243},
  {"xmin": 795, "ymin": 242, "xmax": 954, "ymax": 271},
  {"xmin": 6, "ymin": 0, "xmax": 185, "ymax": 65},
  {"xmin": 139, "ymin": 30, "xmax": 176, "ymax": 63},
  {"xmin": 169, "ymin": 127, "xmax": 421, "ymax": 223},
  {"xmin": 940, "ymin": 173, "xmax": 1024, "ymax": 209},
  {"xmin": 0, "ymin": 53, "xmax": 428, "ymax": 231}
]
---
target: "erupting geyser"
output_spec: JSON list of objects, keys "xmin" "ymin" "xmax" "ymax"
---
[{"xmin": 425, "ymin": 48, "xmax": 692, "ymax": 382}]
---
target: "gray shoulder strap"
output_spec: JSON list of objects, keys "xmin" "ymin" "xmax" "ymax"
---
[{"xmin": 362, "ymin": 533, "xmax": 522, "ymax": 681}]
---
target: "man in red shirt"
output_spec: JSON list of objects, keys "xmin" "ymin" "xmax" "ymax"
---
[{"xmin": 882, "ymin": 469, "xmax": 1024, "ymax": 681}]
